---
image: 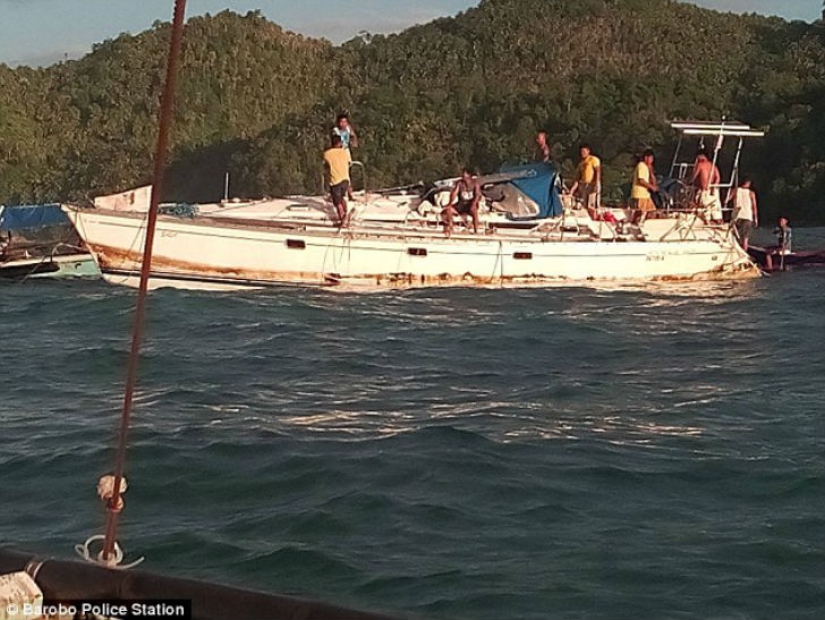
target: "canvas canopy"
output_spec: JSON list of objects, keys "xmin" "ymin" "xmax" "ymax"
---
[
  {"xmin": 497, "ymin": 162, "xmax": 563, "ymax": 219},
  {"xmin": 0, "ymin": 204, "xmax": 69, "ymax": 232}
]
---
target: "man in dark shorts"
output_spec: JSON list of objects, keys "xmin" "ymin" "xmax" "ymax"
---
[
  {"xmin": 442, "ymin": 167, "xmax": 481, "ymax": 235},
  {"xmin": 323, "ymin": 133, "xmax": 352, "ymax": 225}
]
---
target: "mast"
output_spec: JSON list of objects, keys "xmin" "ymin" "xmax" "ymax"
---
[{"xmin": 92, "ymin": 0, "xmax": 188, "ymax": 567}]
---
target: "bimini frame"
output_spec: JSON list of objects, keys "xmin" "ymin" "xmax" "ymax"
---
[{"xmin": 668, "ymin": 120, "xmax": 765, "ymax": 209}]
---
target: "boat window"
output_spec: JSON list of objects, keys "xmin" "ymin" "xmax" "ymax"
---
[
  {"xmin": 286, "ymin": 239, "xmax": 306, "ymax": 249},
  {"xmin": 513, "ymin": 252, "xmax": 532, "ymax": 260},
  {"xmin": 408, "ymin": 248, "xmax": 427, "ymax": 256},
  {"xmin": 487, "ymin": 185, "xmax": 540, "ymax": 218}
]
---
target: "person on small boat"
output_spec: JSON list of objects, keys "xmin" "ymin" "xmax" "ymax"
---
[
  {"xmin": 630, "ymin": 148, "xmax": 658, "ymax": 224},
  {"xmin": 443, "ymin": 168, "xmax": 481, "ymax": 236},
  {"xmin": 323, "ymin": 133, "xmax": 352, "ymax": 226},
  {"xmin": 729, "ymin": 176, "xmax": 759, "ymax": 251},
  {"xmin": 569, "ymin": 143, "xmax": 601, "ymax": 209},
  {"xmin": 692, "ymin": 149, "xmax": 723, "ymax": 223},
  {"xmin": 772, "ymin": 217, "xmax": 793, "ymax": 254},
  {"xmin": 535, "ymin": 131, "xmax": 551, "ymax": 163}
]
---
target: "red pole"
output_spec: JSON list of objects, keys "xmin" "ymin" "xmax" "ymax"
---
[{"xmin": 101, "ymin": 0, "xmax": 188, "ymax": 564}]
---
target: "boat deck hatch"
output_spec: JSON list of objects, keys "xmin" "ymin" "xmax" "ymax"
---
[
  {"xmin": 286, "ymin": 239, "xmax": 306, "ymax": 249},
  {"xmin": 513, "ymin": 252, "xmax": 533, "ymax": 260},
  {"xmin": 408, "ymin": 248, "xmax": 427, "ymax": 256}
]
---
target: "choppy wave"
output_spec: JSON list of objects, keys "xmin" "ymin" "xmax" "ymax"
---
[{"xmin": 2, "ymin": 245, "xmax": 825, "ymax": 618}]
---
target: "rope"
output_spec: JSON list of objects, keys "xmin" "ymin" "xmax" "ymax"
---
[
  {"xmin": 24, "ymin": 558, "xmax": 45, "ymax": 582},
  {"xmin": 75, "ymin": 534, "xmax": 144, "ymax": 570}
]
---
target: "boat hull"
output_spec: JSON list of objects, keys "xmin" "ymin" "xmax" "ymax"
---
[
  {"xmin": 64, "ymin": 207, "xmax": 758, "ymax": 291},
  {"xmin": 747, "ymin": 246, "xmax": 825, "ymax": 272},
  {"xmin": 0, "ymin": 253, "xmax": 99, "ymax": 281}
]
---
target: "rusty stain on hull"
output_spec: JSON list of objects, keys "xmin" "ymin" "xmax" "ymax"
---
[
  {"xmin": 93, "ymin": 243, "xmax": 326, "ymax": 285},
  {"xmin": 92, "ymin": 240, "xmax": 759, "ymax": 291}
]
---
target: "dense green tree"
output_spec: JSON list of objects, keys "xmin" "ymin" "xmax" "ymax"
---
[{"xmin": 1, "ymin": 0, "xmax": 823, "ymax": 223}]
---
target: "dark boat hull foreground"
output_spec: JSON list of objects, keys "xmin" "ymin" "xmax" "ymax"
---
[{"xmin": 0, "ymin": 547, "xmax": 408, "ymax": 620}]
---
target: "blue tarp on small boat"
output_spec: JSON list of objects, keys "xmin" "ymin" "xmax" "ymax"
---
[{"xmin": 0, "ymin": 204, "xmax": 68, "ymax": 232}]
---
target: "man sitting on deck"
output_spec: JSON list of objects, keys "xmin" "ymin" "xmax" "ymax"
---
[{"xmin": 442, "ymin": 168, "xmax": 481, "ymax": 236}]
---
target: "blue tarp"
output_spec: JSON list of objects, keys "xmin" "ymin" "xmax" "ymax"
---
[
  {"xmin": 499, "ymin": 162, "xmax": 563, "ymax": 219},
  {"xmin": 0, "ymin": 204, "xmax": 69, "ymax": 232}
]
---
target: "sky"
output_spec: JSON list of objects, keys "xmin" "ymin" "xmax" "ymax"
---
[{"xmin": 0, "ymin": 0, "xmax": 821, "ymax": 67}]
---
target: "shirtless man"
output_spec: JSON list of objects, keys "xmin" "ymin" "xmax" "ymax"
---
[
  {"xmin": 693, "ymin": 149, "xmax": 723, "ymax": 223},
  {"xmin": 443, "ymin": 168, "xmax": 481, "ymax": 235},
  {"xmin": 535, "ymin": 131, "xmax": 551, "ymax": 163}
]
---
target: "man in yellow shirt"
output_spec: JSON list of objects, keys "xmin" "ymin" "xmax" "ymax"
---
[
  {"xmin": 323, "ymin": 133, "xmax": 352, "ymax": 225},
  {"xmin": 630, "ymin": 148, "xmax": 658, "ymax": 223},
  {"xmin": 569, "ymin": 143, "xmax": 601, "ymax": 208}
]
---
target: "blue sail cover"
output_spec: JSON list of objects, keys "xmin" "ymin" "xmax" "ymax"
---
[
  {"xmin": 499, "ymin": 162, "xmax": 563, "ymax": 218},
  {"xmin": 0, "ymin": 204, "xmax": 69, "ymax": 232}
]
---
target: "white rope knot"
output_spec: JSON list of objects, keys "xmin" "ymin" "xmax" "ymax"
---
[
  {"xmin": 75, "ymin": 475, "xmax": 144, "ymax": 569},
  {"xmin": 74, "ymin": 534, "xmax": 144, "ymax": 570},
  {"xmin": 97, "ymin": 474, "xmax": 127, "ymax": 512}
]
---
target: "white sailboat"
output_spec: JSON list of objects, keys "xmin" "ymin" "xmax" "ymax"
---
[
  {"xmin": 65, "ymin": 121, "xmax": 766, "ymax": 291},
  {"xmin": 62, "ymin": 204, "xmax": 756, "ymax": 291}
]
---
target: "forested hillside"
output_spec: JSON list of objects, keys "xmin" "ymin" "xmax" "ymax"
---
[{"xmin": 1, "ymin": 0, "xmax": 824, "ymax": 222}]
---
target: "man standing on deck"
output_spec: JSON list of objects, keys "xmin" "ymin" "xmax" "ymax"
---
[
  {"xmin": 332, "ymin": 112, "xmax": 359, "ymax": 151},
  {"xmin": 535, "ymin": 131, "xmax": 551, "ymax": 163},
  {"xmin": 729, "ymin": 176, "xmax": 758, "ymax": 251},
  {"xmin": 630, "ymin": 149, "xmax": 658, "ymax": 224},
  {"xmin": 569, "ymin": 144, "xmax": 601, "ymax": 209},
  {"xmin": 693, "ymin": 149, "xmax": 723, "ymax": 223},
  {"xmin": 323, "ymin": 133, "xmax": 352, "ymax": 226},
  {"xmin": 332, "ymin": 112, "xmax": 358, "ymax": 202}
]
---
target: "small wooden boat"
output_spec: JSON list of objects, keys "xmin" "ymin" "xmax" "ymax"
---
[{"xmin": 747, "ymin": 245, "xmax": 825, "ymax": 271}]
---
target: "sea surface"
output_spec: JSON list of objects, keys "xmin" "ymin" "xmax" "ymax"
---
[{"xmin": 1, "ymin": 228, "xmax": 824, "ymax": 619}]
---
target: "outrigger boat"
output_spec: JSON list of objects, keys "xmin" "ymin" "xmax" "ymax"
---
[
  {"xmin": 64, "ymin": 121, "xmax": 764, "ymax": 291},
  {"xmin": 0, "ymin": 203, "xmax": 99, "ymax": 281}
]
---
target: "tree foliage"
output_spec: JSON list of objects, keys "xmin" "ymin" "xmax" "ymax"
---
[{"xmin": 1, "ymin": 0, "xmax": 824, "ymax": 223}]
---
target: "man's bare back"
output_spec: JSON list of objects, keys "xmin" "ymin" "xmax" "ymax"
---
[{"xmin": 693, "ymin": 154, "xmax": 720, "ymax": 191}]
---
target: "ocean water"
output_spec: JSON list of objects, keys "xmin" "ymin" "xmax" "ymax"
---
[{"xmin": 1, "ymin": 229, "xmax": 824, "ymax": 620}]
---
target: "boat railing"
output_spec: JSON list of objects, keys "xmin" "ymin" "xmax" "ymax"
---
[{"xmin": 350, "ymin": 160, "xmax": 367, "ymax": 198}]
